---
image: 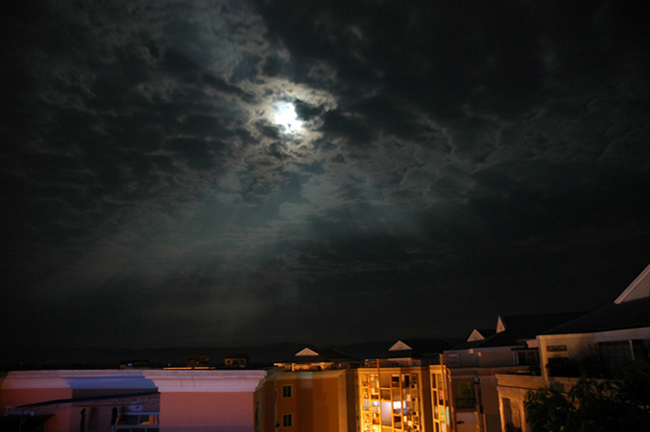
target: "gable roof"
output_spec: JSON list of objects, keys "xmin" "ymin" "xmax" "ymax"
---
[
  {"xmin": 278, "ymin": 347, "xmax": 357, "ymax": 364},
  {"xmin": 500, "ymin": 312, "xmax": 589, "ymax": 339},
  {"xmin": 496, "ymin": 317, "xmax": 508, "ymax": 333},
  {"xmin": 467, "ymin": 329, "xmax": 496, "ymax": 342},
  {"xmin": 615, "ymin": 264, "xmax": 650, "ymax": 304},
  {"xmin": 389, "ymin": 340, "xmax": 412, "ymax": 351},
  {"xmin": 296, "ymin": 347, "xmax": 319, "ymax": 356},
  {"xmin": 450, "ymin": 312, "xmax": 587, "ymax": 350},
  {"xmin": 542, "ymin": 296, "xmax": 650, "ymax": 335},
  {"xmin": 381, "ymin": 338, "xmax": 454, "ymax": 359}
]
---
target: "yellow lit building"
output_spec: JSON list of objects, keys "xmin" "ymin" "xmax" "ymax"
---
[{"xmin": 357, "ymin": 340, "xmax": 455, "ymax": 432}]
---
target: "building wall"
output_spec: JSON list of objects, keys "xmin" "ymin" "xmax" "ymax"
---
[
  {"xmin": 254, "ymin": 377, "xmax": 276, "ymax": 432},
  {"xmin": 312, "ymin": 374, "xmax": 338, "ymax": 430},
  {"xmin": 256, "ymin": 368, "xmax": 356, "ymax": 432},
  {"xmin": 0, "ymin": 376, "xmax": 159, "ymax": 432},
  {"xmin": 1, "ymin": 388, "xmax": 75, "ymax": 432},
  {"xmin": 1, "ymin": 372, "xmax": 75, "ymax": 432},
  {"xmin": 537, "ymin": 327, "xmax": 650, "ymax": 380},
  {"xmin": 446, "ymin": 366, "xmax": 529, "ymax": 432},
  {"xmin": 536, "ymin": 333, "xmax": 592, "ymax": 380},
  {"xmin": 495, "ymin": 374, "xmax": 578, "ymax": 432},
  {"xmin": 479, "ymin": 376, "xmax": 501, "ymax": 432},
  {"xmin": 294, "ymin": 373, "xmax": 314, "ymax": 431},
  {"xmin": 160, "ymin": 392, "xmax": 253, "ymax": 432},
  {"xmin": 1, "ymin": 369, "xmax": 267, "ymax": 432},
  {"xmin": 444, "ymin": 348, "xmax": 519, "ymax": 369}
]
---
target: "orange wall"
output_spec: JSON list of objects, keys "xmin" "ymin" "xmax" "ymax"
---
[
  {"xmin": 160, "ymin": 392, "xmax": 254, "ymax": 432},
  {"xmin": 312, "ymin": 375, "xmax": 340, "ymax": 432},
  {"xmin": 271, "ymin": 371, "xmax": 352, "ymax": 432}
]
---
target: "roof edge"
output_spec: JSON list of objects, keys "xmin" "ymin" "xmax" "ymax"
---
[{"xmin": 614, "ymin": 264, "xmax": 650, "ymax": 304}]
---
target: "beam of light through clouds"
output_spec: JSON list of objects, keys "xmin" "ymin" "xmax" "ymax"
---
[{"xmin": 1, "ymin": 0, "xmax": 650, "ymax": 351}]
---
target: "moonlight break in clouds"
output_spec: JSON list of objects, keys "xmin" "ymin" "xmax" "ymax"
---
[{"xmin": 1, "ymin": 0, "xmax": 650, "ymax": 350}]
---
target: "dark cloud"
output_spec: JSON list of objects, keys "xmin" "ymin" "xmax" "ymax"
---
[
  {"xmin": 294, "ymin": 100, "xmax": 324, "ymax": 121},
  {"xmin": 255, "ymin": 120, "xmax": 282, "ymax": 139},
  {"xmin": 201, "ymin": 72, "xmax": 255, "ymax": 102},
  {"xmin": 320, "ymin": 109, "xmax": 374, "ymax": 144},
  {"xmin": 1, "ymin": 0, "xmax": 650, "ymax": 352}
]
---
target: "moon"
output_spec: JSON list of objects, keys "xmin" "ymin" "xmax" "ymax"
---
[{"xmin": 274, "ymin": 102, "xmax": 302, "ymax": 133}]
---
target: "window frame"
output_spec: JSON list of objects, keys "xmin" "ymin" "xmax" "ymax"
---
[{"xmin": 282, "ymin": 384, "xmax": 293, "ymax": 398}]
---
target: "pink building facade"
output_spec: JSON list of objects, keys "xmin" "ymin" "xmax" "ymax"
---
[{"xmin": 0, "ymin": 369, "xmax": 267, "ymax": 432}]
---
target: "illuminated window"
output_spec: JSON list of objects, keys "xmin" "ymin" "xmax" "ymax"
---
[
  {"xmin": 370, "ymin": 374, "xmax": 378, "ymax": 390},
  {"xmin": 282, "ymin": 385, "xmax": 292, "ymax": 398},
  {"xmin": 381, "ymin": 402, "xmax": 392, "ymax": 426},
  {"xmin": 392, "ymin": 400, "xmax": 402, "ymax": 414},
  {"xmin": 282, "ymin": 414, "xmax": 293, "ymax": 427}
]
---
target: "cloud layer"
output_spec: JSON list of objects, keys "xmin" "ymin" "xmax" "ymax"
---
[{"xmin": 2, "ymin": 0, "xmax": 650, "ymax": 348}]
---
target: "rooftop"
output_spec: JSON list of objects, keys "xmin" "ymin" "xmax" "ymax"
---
[{"xmin": 542, "ymin": 296, "xmax": 650, "ymax": 335}]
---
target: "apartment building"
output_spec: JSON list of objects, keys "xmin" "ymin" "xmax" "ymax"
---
[
  {"xmin": 357, "ymin": 339, "xmax": 455, "ymax": 432},
  {"xmin": 254, "ymin": 347, "xmax": 358, "ymax": 432},
  {"xmin": 442, "ymin": 312, "xmax": 584, "ymax": 432},
  {"xmin": 495, "ymin": 264, "xmax": 650, "ymax": 432}
]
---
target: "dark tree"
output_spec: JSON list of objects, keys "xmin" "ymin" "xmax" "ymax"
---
[{"xmin": 525, "ymin": 361, "xmax": 650, "ymax": 432}]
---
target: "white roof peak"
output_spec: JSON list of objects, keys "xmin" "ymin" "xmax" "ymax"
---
[
  {"xmin": 295, "ymin": 347, "xmax": 319, "ymax": 356},
  {"xmin": 467, "ymin": 329, "xmax": 486, "ymax": 342},
  {"xmin": 614, "ymin": 264, "xmax": 650, "ymax": 304},
  {"xmin": 496, "ymin": 316, "xmax": 507, "ymax": 333},
  {"xmin": 389, "ymin": 340, "xmax": 412, "ymax": 351}
]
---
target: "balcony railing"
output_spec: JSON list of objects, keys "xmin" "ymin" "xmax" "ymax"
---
[{"xmin": 454, "ymin": 398, "xmax": 476, "ymax": 409}]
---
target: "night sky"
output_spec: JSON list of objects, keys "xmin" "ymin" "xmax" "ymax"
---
[{"xmin": 2, "ymin": 0, "xmax": 650, "ymax": 351}]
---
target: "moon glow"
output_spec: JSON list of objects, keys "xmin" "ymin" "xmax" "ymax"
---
[{"xmin": 274, "ymin": 102, "xmax": 302, "ymax": 133}]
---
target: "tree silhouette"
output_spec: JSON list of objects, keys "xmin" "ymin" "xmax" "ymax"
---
[{"xmin": 524, "ymin": 361, "xmax": 650, "ymax": 432}]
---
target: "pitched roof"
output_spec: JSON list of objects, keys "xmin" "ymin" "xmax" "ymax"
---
[
  {"xmin": 380, "ymin": 338, "xmax": 454, "ymax": 359},
  {"xmin": 542, "ymin": 296, "xmax": 650, "ymax": 335},
  {"xmin": 450, "ymin": 312, "xmax": 587, "ymax": 350},
  {"xmin": 496, "ymin": 312, "xmax": 587, "ymax": 340},
  {"xmin": 615, "ymin": 264, "xmax": 650, "ymax": 304},
  {"xmin": 278, "ymin": 347, "xmax": 357, "ymax": 364},
  {"xmin": 467, "ymin": 328, "xmax": 496, "ymax": 342}
]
